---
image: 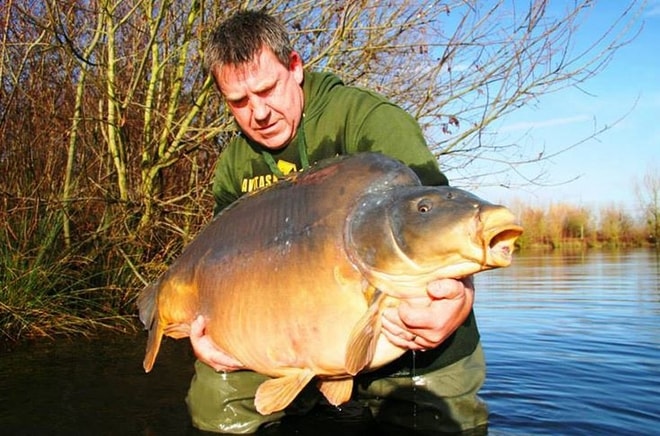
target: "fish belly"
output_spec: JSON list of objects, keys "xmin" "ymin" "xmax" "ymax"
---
[{"xmin": 201, "ymin": 248, "xmax": 371, "ymax": 377}]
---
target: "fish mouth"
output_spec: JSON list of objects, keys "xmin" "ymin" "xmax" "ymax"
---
[{"xmin": 480, "ymin": 207, "xmax": 524, "ymax": 268}]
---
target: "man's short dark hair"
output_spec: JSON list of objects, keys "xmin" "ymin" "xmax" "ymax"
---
[{"xmin": 204, "ymin": 10, "xmax": 293, "ymax": 73}]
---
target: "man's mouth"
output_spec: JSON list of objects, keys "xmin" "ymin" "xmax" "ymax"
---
[{"xmin": 255, "ymin": 120, "xmax": 279, "ymax": 133}]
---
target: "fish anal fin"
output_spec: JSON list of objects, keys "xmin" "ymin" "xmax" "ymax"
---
[
  {"xmin": 163, "ymin": 322, "xmax": 191, "ymax": 339},
  {"xmin": 255, "ymin": 370, "xmax": 315, "ymax": 415},
  {"xmin": 317, "ymin": 378, "xmax": 353, "ymax": 407},
  {"xmin": 345, "ymin": 289, "xmax": 386, "ymax": 375}
]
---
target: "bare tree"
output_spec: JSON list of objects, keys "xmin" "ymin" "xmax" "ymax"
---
[
  {"xmin": 0, "ymin": 0, "xmax": 645, "ymax": 249},
  {"xmin": 635, "ymin": 164, "xmax": 660, "ymax": 244},
  {"xmin": 599, "ymin": 204, "xmax": 636, "ymax": 247},
  {"xmin": 300, "ymin": 1, "xmax": 645, "ymax": 188}
]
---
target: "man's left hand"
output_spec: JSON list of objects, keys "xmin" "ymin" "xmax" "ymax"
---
[{"xmin": 381, "ymin": 276, "xmax": 474, "ymax": 351}]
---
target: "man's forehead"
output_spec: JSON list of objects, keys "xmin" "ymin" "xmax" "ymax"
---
[{"xmin": 216, "ymin": 49, "xmax": 284, "ymax": 95}]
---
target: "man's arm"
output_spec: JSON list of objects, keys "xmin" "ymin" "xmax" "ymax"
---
[{"xmin": 213, "ymin": 157, "xmax": 240, "ymax": 216}]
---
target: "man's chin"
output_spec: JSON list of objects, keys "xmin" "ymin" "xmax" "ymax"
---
[{"xmin": 257, "ymin": 134, "xmax": 292, "ymax": 151}]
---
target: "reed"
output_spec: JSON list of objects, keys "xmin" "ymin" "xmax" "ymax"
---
[{"xmin": 0, "ymin": 199, "xmax": 138, "ymax": 341}]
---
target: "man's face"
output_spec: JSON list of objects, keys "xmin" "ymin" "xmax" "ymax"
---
[{"xmin": 214, "ymin": 47, "xmax": 304, "ymax": 150}]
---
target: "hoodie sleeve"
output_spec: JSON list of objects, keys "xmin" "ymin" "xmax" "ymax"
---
[{"xmin": 212, "ymin": 160, "xmax": 241, "ymax": 215}]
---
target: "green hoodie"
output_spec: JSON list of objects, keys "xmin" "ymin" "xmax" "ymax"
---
[
  {"xmin": 211, "ymin": 70, "xmax": 478, "ymax": 373},
  {"xmin": 212, "ymin": 71, "xmax": 448, "ymax": 214}
]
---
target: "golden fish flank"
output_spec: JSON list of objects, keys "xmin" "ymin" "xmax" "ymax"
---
[{"xmin": 137, "ymin": 152, "xmax": 523, "ymax": 415}]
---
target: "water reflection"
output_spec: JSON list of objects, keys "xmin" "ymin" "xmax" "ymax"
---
[{"xmin": 1, "ymin": 249, "xmax": 658, "ymax": 435}]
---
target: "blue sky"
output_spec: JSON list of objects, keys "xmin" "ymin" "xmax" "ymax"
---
[{"xmin": 467, "ymin": 1, "xmax": 659, "ymax": 217}]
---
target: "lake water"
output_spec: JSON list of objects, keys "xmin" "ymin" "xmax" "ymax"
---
[
  {"xmin": 1, "ymin": 249, "xmax": 658, "ymax": 435},
  {"xmin": 476, "ymin": 249, "xmax": 660, "ymax": 435}
]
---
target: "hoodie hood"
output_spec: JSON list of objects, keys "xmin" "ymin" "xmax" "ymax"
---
[{"xmin": 302, "ymin": 71, "xmax": 344, "ymax": 119}]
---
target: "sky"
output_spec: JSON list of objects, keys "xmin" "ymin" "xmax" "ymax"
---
[{"xmin": 465, "ymin": 1, "xmax": 659, "ymax": 217}]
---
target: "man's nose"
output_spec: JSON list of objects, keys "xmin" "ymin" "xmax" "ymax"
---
[{"xmin": 251, "ymin": 97, "xmax": 270, "ymax": 121}]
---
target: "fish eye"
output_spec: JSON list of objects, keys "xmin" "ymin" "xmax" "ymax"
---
[{"xmin": 417, "ymin": 200, "xmax": 432, "ymax": 213}]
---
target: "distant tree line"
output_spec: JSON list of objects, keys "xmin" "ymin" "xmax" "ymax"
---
[
  {"xmin": 512, "ymin": 166, "xmax": 660, "ymax": 250},
  {"xmin": 512, "ymin": 188, "xmax": 659, "ymax": 251}
]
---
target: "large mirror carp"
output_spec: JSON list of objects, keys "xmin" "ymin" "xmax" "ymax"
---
[{"xmin": 138, "ymin": 152, "xmax": 523, "ymax": 415}]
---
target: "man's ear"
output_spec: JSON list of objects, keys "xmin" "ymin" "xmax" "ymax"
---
[{"xmin": 289, "ymin": 51, "xmax": 304, "ymax": 85}]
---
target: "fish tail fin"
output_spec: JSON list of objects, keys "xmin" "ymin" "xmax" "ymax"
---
[
  {"xmin": 137, "ymin": 281, "xmax": 163, "ymax": 373},
  {"xmin": 142, "ymin": 322, "xmax": 164, "ymax": 373}
]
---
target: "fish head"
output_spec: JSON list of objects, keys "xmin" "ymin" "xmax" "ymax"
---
[{"xmin": 346, "ymin": 186, "xmax": 523, "ymax": 296}]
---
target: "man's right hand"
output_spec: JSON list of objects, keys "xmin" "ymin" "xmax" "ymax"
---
[{"xmin": 189, "ymin": 315, "xmax": 244, "ymax": 372}]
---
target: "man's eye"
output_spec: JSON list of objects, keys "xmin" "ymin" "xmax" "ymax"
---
[
  {"xmin": 258, "ymin": 86, "xmax": 275, "ymax": 97},
  {"xmin": 229, "ymin": 98, "xmax": 248, "ymax": 107}
]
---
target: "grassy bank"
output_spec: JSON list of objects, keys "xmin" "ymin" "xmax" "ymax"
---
[{"xmin": 0, "ymin": 199, "xmax": 166, "ymax": 341}]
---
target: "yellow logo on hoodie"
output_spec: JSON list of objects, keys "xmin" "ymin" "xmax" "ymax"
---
[{"xmin": 241, "ymin": 160, "xmax": 298, "ymax": 193}]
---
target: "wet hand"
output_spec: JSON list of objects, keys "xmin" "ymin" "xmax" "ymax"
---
[
  {"xmin": 381, "ymin": 276, "xmax": 474, "ymax": 351},
  {"xmin": 189, "ymin": 315, "xmax": 244, "ymax": 372}
]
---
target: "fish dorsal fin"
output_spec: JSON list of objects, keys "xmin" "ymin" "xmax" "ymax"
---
[
  {"xmin": 163, "ymin": 322, "xmax": 191, "ymax": 339},
  {"xmin": 345, "ymin": 288, "xmax": 386, "ymax": 375},
  {"xmin": 317, "ymin": 378, "xmax": 354, "ymax": 407},
  {"xmin": 255, "ymin": 370, "xmax": 315, "ymax": 415}
]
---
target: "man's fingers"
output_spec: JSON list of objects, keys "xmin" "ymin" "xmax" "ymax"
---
[
  {"xmin": 382, "ymin": 308, "xmax": 430, "ymax": 350},
  {"xmin": 190, "ymin": 315, "xmax": 204, "ymax": 339},
  {"xmin": 427, "ymin": 278, "xmax": 471, "ymax": 300},
  {"xmin": 188, "ymin": 315, "xmax": 245, "ymax": 371}
]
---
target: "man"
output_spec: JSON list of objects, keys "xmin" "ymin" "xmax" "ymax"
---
[{"xmin": 186, "ymin": 9, "xmax": 488, "ymax": 435}]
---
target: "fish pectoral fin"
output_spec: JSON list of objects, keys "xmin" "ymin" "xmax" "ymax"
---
[
  {"xmin": 163, "ymin": 322, "xmax": 191, "ymax": 339},
  {"xmin": 345, "ymin": 289, "xmax": 386, "ymax": 375},
  {"xmin": 255, "ymin": 370, "xmax": 315, "ymax": 415},
  {"xmin": 317, "ymin": 378, "xmax": 353, "ymax": 407}
]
